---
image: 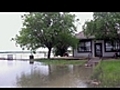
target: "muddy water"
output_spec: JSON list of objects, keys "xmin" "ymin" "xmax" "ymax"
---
[{"xmin": 0, "ymin": 60, "xmax": 93, "ymax": 88}]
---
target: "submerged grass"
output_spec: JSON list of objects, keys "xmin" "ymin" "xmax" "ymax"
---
[
  {"xmin": 91, "ymin": 60, "xmax": 120, "ymax": 87},
  {"xmin": 35, "ymin": 59, "xmax": 86, "ymax": 65}
]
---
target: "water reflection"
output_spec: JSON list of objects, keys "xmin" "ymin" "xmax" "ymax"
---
[{"xmin": 0, "ymin": 60, "xmax": 93, "ymax": 88}]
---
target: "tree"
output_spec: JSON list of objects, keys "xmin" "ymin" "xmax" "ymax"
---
[
  {"xmin": 53, "ymin": 32, "xmax": 78, "ymax": 57},
  {"xmin": 12, "ymin": 12, "xmax": 78, "ymax": 59},
  {"xmin": 83, "ymin": 12, "xmax": 120, "ymax": 40}
]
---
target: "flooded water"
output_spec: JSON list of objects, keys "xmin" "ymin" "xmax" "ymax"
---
[{"xmin": 0, "ymin": 60, "xmax": 93, "ymax": 88}]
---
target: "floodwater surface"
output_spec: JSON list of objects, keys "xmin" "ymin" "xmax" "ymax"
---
[{"xmin": 0, "ymin": 60, "xmax": 93, "ymax": 88}]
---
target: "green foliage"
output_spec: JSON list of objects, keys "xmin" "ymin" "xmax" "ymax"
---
[
  {"xmin": 12, "ymin": 12, "xmax": 78, "ymax": 58},
  {"xmin": 53, "ymin": 32, "xmax": 78, "ymax": 56},
  {"xmin": 83, "ymin": 12, "xmax": 120, "ymax": 40}
]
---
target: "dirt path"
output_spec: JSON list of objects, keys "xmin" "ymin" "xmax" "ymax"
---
[{"xmin": 85, "ymin": 58, "xmax": 101, "ymax": 67}]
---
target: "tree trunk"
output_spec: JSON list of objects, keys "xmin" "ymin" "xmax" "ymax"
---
[{"xmin": 47, "ymin": 47, "xmax": 52, "ymax": 59}]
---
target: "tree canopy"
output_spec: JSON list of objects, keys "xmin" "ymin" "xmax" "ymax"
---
[
  {"xmin": 53, "ymin": 32, "xmax": 78, "ymax": 57},
  {"xmin": 83, "ymin": 12, "xmax": 120, "ymax": 40},
  {"xmin": 12, "ymin": 12, "xmax": 79, "ymax": 59}
]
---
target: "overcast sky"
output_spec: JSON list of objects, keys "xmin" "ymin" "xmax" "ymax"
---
[{"xmin": 0, "ymin": 12, "xmax": 93, "ymax": 51}]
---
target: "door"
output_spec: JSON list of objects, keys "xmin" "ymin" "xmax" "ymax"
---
[{"xmin": 95, "ymin": 43, "xmax": 102, "ymax": 57}]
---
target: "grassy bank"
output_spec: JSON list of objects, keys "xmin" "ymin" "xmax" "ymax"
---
[
  {"xmin": 35, "ymin": 59, "xmax": 86, "ymax": 65},
  {"xmin": 91, "ymin": 60, "xmax": 120, "ymax": 87}
]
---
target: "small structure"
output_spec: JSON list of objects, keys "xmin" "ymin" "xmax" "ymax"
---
[
  {"xmin": 73, "ymin": 31, "xmax": 120, "ymax": 58},
  {"xmin": 29, "ymin": 55, "xmax": 34, "ymax": 64},
  {"xmin": 7, "ymin": 54, "xmax": 13, "ymax": 60}
]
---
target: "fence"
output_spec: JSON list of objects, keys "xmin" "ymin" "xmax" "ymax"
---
[{"xmin": 0, "ymin": 51, "xmax": 50, "ymax": 60}]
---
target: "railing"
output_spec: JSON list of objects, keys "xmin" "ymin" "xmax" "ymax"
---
[
  {"xmin": 0, "ymin": 51, "xmax": 48, "ymax": 60},
  {"xmin": 0, "ymin": 50, "xmax": 73, "ymax": 60},
  {"xmin": 0, "ymin": 51, "xmax": 47, "ymax": 54}
]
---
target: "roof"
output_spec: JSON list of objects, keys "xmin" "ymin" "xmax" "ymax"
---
[{"xmin": 75, "ymin": 31, "xmax": 95, "ymax": 39}]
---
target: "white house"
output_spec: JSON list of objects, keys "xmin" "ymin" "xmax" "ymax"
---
[{"xmin": 73, "ymin": 31, "xmax": 120, "ymax": 58}]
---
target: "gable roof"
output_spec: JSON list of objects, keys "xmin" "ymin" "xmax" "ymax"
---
[{"xmin": 75, "ymin": 31, "xmax": 95, "ymax": 39}]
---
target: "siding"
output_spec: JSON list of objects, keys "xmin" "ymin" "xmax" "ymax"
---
[{"xmin": 74, "ymin": 40, "xmax": 116, "ymax": 58}]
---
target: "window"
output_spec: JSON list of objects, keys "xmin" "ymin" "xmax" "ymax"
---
[
  {"xmin": 105, "ymin": 40, "xmax": 120, "ymax": 52},
  {"xmin": 78, "ymin": 40, "xmax": 92, "ymax": 52},
  {"xmin": 105, "ymin": 41, "xmax": 113, "ymax": 51}
]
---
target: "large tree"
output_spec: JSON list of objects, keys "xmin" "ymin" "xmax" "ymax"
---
[
  {"xmin": 12, "ymin": 12, "xmax": 78, "ymax": 59},
  {"xmin": 83, "ymin": 12, "xmax": 120, "ymax": 40},
  {"xmin": 53, "ymin": 32, "xmax": 78, "ymax": 57}
]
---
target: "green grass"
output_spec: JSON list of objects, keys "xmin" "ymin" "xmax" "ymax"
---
[
  {"xmin": 91, "ymin": 60, "xmax": 120, "ymax": 87},
  {"xmin": 35, "ymin": 59, "xmax": 86, "ymax": 65}
]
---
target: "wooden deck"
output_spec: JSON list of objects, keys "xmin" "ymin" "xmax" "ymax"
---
[{"xmin": 45, "ymin": 56, "xmax": 88, "ymax": 60}]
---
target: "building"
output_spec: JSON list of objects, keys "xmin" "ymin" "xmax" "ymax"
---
[{"xmin": 73, "ymin": 31, "xmax": 120, "ymax": 58}]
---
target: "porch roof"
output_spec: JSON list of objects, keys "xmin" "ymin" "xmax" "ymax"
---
[{"xmin": 75, "ymin": 31, "xmax": 95, "ymax": 39}]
